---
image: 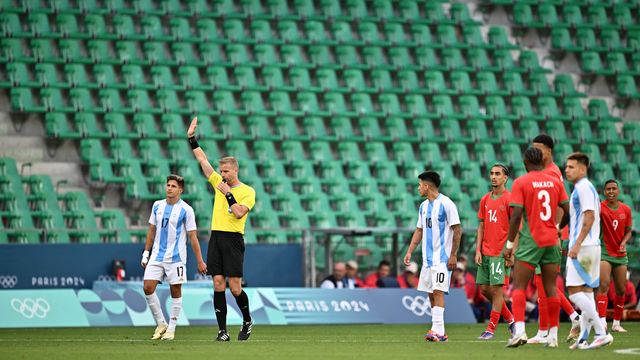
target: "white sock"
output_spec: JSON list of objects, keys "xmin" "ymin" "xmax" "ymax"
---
[
  {"xmin": 167, "ymin": 297, "xmax": 182, "ymax": 332},
  {"xmin": 585, "ymin": 292, "xmax": 606, "ymax": 336},
  {"xmin": 431, "ymin": 306, "xmax": 445, "ymax": 335},
  {"xmin": 548, "ymin": 327, "xmax": 558, "ymax": 339},
  {"xmin": 600, "ymin": 317, "xmax": 607, "ymax": 328},
  {"xmin": 570, "ymin": 311, "xmax": 579, "ymax": 321},
  {"xmin": 515, "ymin": 321, "xmax": 525, "ymax": 335},
  {"xmin": 145, "ymin": 293, "xmax": 167, "ymax": 325},
  {"xmin": 536, "ymin": 329, "xmax": 548, "ymax": 337},
  {"xmin": 570, "ymin": 292, "xmax": 604, "ymax": 339}
]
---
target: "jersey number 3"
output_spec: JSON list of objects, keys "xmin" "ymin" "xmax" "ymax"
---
[{"xmin": 538, "ymin": 190, "xmax": 551, "ymax": 221}]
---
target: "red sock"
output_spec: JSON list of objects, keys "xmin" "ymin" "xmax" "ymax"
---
[
  {"xmin": 512, "ymin": 289, "xmax": 526, "ymax": 323},
  {"xmin": 596, "ymin": 294, "xmax": 608, "ymax": 318},
  {"xmin": 487, "ymin": 310, "xmax": 501, "ymax": 333},
  {"xmin": 559, "ymin": 290, "xmax": 575, "ymax": 316},
  {"xmin": 501, "ymin": 300, "xmax": 514, "ymax": 323},
  {"xmin": 614, "ymin": 295, "xmax": 625, "ymax": 321},
  {"xmin": 547, "ymin": 296, "xmax": 560, "ymax": 328}
]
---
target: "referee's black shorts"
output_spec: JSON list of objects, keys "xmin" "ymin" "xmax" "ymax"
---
[{"xmin": 207, "ymin": 230, "xmax": 245, "ymax": 277}]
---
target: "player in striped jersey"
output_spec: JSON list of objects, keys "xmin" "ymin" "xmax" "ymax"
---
[
  {"xmin": 475, "ymin": 163, "xmax": 515, "ymax": 340},
  {"xmin": 503, "ymin": 147, "xmax": 570, "ymax": 348},
  {"xmin": 404, "ymin": 171, "xmax": 462, "ymax": 342},
  {"xmin": 596, "ymin": 179, "xmax": 633, "ymax": 333},
  {"xmin": 141, "ymin": 175, "xmax": 207, "ymax": 341},
  {"xmin": 565, "ymin": 153, "xmax": 613, "ymax": 349}
]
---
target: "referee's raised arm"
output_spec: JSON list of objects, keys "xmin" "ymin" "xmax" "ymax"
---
[{"xmin": 187, "ymin": 116, "xmax": 215, "ymax": 179}]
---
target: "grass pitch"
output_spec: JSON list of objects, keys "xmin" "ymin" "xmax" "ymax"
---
[{"xmin": 1, "ymin": 323, "xmax": 639, "ymax": 360}]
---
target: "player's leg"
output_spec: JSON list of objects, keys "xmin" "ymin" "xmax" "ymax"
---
[
  {"xmin": 596, "ymin": 260, "xmax": 612, "ymax": 330},
  {"xmin": 426, "ymin": 264, "xmax": 449, "ymax": 342},
  {"xmin": 540, "ymin": 262, "xmax": 560, "ymax": 347},
  {"xmin": 507, "ymin": 259, "xmax": 535, "ymax": 347},
  {"xmin": 611, "ymin": 264, "xmax": 628, "ymax": 332},
  {"xmin": 529, "ymin": 274, "xmax": 549, "ymax": 343},
  {"xmin": 559, "ymin": 288, "xmax": 581, "ymax": 342},
  {"xmin": 162, "ymin": 262, "xmax": 187, "ymax": 340},
  {"xmin": 227, "ymin": 233, "xmax": 252, "ymax": 341},
  {"xmin": 567, "ymin": 246, "xmax": 610, "ymax": 349},
  {"xmin": 143, "ymin": 264, "xmax": 168, "ymax": 339},
  {"xmin": 208, "ymin": 232, "xmax": 230, "ymax": 341},
  {"xmin": 476, "ymin": 257, "xmax": 496, "ymax": 339}
]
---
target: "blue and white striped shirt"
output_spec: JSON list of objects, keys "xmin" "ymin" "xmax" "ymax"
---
[
  {"xmin": 569, "ymin": 177, "xmax": 600, "ymax": 247},
  {"xmin": 416, "ymin": 194, "xmax": 461, "ymax": 267},
  {"xmin": 148, "ymin": 199, "xmax": 197, "ymax": 264}
]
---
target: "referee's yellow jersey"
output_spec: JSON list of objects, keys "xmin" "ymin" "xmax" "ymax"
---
[{"xmin": 207, "ymin": 171, "xmax": 255, "ymax": 234}]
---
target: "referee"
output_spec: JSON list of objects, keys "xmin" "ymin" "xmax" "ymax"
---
[{"xmin": 187, "ymin": 117, "xmax": 256, "ymax": 342}]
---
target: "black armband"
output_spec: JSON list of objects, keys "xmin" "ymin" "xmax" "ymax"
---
[
  {"xmin": 188, "ymin": 136, "xmax": 200, "ymax": 149},
  {"xmin": 225, "ymin": 192, "xmax": 237, "ymax": 207}
]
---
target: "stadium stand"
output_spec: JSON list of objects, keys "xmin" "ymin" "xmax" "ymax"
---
[{"xmin": 0, "ymin": 0, "xmax": 638, "ymax": 272}]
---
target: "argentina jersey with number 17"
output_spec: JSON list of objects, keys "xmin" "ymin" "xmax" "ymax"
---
[{"xmin": 148, "ymin": 199, "xmax": 197, "ymax": 264}]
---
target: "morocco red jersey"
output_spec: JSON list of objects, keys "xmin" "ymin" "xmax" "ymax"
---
[
  {"xmin": 600, "ymin": 201, "xmax": 633, "ymax": 257},
  {"xmin": 543, "ymin": 162, "xmax": 564, "ymax": 184},
  {"xmin": 543, "ymin": 162, "xmax": 569, "ymax": 239},
  {"xmin": 478, "ymin": 191, "xmax": 511, "ymax": 256},
  {"xmin": 509, "ymin": 171, "xmax": 569, "ymax": 247}
]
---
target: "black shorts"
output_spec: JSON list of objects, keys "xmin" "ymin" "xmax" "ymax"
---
[{"xmin": 207, "ymin": 230, "xmax": 245, "ymax": 277}]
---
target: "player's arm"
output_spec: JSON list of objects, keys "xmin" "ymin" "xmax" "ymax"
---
[
  {"xmin": 404, "ymin": 227, "xmax": 423, "ymax": 266},
  {"xmin": 620, "ymin": 208, "xmax": 633, "ymax": 252},
  {"xmin": 475, "ymin": 221, "xmax": 484, "ymax": 265},
  {"xmin": 504, "ymin": 206, "xmax": 523, "ymax": 266},
  {"xmin": 216, "ymin": 182, "xmax": 251, "ymax": 219},
  {"xmin": 188, "ymin": 230, "xmax": 207, "ymax": 274},
  {"xmin": 567, "ymin": 210, "xmax": 594, "ymax": 259},
  {"xmin": 448, "ymin": 224, "xmax": 462, "ymax": 271},
  {"xmin": 141, "ymin": 224, "xmax": 156, "ymax": 268},
  {"xmin": 558, "ymin": 201, "xmax": 570, "ymax": 230},
  {"xmin": 187, "ymin": 116, "xmax": 215, "ymax": 179}
]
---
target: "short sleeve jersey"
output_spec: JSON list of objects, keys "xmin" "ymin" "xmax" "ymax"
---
[
  {"xmin": 569, "ymin": 177, "xmax": 600, "ymax": 247},
  {"xmin": 207, "ymin": 171, "xmax": 256, "ymax": 234},
  {"xmin": 600, "ymin": 201, "xmax": 632, "ymax": 257},
  {"xmin": 416, "ymin": 194, "xmax": 461, "ymax": 267},
  {"xmin": 509, "ymin": 171, "xmax": 569, "ymax": 247},
  {"xmin": 478, "ymin": 190, "xmax": 511, "ymax": 256},
  {"xmin": 148, "ymin": 199, "xmax": 197, "ymax": 264}
]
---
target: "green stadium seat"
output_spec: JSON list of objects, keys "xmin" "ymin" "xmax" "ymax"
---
[
  {"xmin": 588, "ymin": 99, "xmax": 618, "ymax": 123},
  {"xmin": 45, "ymin": 113, "xmax": 81, "ymax": 139},
  {"xmin": 622, "ymin": 122, "xmax": 640, "ymax": 144},
  {"xmin": 7, "ymin": 63, "xmax": 38, "ymax": 88},
  {"xmin": 474, "ymin": 143, "xmax": 497, "ymax": 167},
  {"xmin": 554, "ymin": 74, "xmax": 584, "ymax": 97},
  {"xmin": 446, "ymin": 142, "xmax": 470, "ymax": 165}
]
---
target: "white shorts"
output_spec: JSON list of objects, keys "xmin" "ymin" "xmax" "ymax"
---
[
  {"xmin": 143, "ymin": 261, "xmax": 187, "ymax": 285},
  {"xmin": 417, "ymin": 263, "xmax": 451, "ymax": 294},
  {"xmin": 566, "ymin": 245, "xmax": 600, "ymax": 288}
]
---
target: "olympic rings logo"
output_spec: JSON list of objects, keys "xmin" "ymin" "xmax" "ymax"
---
[
  {"xmin": 402, "ymin": 295, "xmax": 432, "ymax": 317},
  {"xmin": 11, "ymin": 298, "xmax": 50, "ymax": 319},
  {"xmin": 0, "ymin": 275, "xmax": 18, "ymax": 288}
]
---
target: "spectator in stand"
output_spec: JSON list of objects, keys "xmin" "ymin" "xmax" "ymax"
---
[
  {"xmin": 345, "ymin": 260, "xmax": 364, "ymax": 288},
  {"xmin": 398, "ymin": 261, "xmax": 419, "ymax": 288},
  {"xmin": 364, "ymin": 260, "xmax": 392, "ymax": 288},
  {"xmin": 320, "ymin": 262, "xmax": 349, "ymax": 289}
]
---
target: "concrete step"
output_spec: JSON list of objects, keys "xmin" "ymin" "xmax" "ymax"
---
[
  {"xmin": 19, "ymin": 161, "xmax": 86, "ymax": 188},
  {"xmin": 0, "ymin": 136, "xmax": 46, "ymax": 162}
]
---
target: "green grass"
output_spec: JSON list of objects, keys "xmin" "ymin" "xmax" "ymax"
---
[{"xmin": 1, "ymin": 323, "xmax": 639, "ymax": 360}]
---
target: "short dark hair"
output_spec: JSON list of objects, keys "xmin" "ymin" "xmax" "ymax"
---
[
  {"xmin": 604, "ymin": 179, "xmax": 619, "ymax": 188},
  {"xmin": 378, "ymin": 260, "xmax": 391, "ymax": 269},
  {"xmin": 418, "ymin": 170, "xmax": 441, "ymax": 188},
  {"xmin": 532, "ymin": 134, "xmax": 554, "ymax": 150},
  {"xmin": 491, "ymin": 162, "xmax": 510, "ymax": 177},
  {"xmin": 166, "ymin": 174, "xmax": 184, "ymax": 189},
  {"xmin": 567, "ymin": 152, "xmax": 590, "ymax": 168},
  {"xmin": 523, "ymin": 147, "xmax": 544, "ymax": 166}
]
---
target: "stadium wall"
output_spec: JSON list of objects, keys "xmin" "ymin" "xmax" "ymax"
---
[
  {"xmin": 0, "ymin": 286, "xmax": 475, "ymax": 328},
  {"xmin": 0, "ymin": 242, "xmax": 304, "ymax": 289}
]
